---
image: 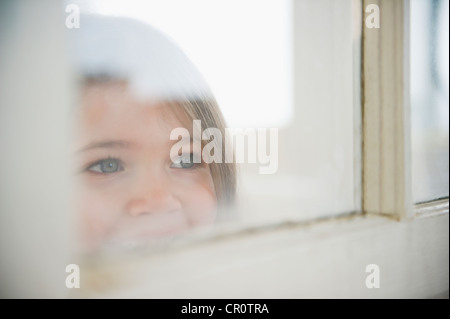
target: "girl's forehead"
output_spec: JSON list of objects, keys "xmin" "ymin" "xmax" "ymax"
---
[
  {"xmin": 81, "ymin": 83, "xmax": 191, "ymax": 128},
  {"xmin": 76, "ymin": 83, "xmax": 194, "ymax": 149}
]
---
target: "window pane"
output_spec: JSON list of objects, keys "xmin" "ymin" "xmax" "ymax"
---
[
  {"xmin": 67, "ymin": 0, "xmax": 360, "ymax": 253},
  {"xmin": 411, "ymin": 0, "xmax": 449, "ymax": 203}
]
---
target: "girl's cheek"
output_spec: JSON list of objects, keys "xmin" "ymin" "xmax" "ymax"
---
[
  {"xmin": 75, "ymin": 188, "xmax": 123, "ymax": 250},
  {"xmin": 183, "ymin": 187, "xmax": 217, "ymax": 225},
  {"xmin": 171, "ymin": 169, "xmax": 217, "ymax": 224}
]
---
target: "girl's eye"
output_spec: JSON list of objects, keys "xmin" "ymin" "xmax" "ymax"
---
[
  {"xmin": 87, "ymin": 158, "xmax": 123, "ymax": 173},
  {"xmin": 171, "ymin": 153, "xmax": 196, "ymax": 169}
]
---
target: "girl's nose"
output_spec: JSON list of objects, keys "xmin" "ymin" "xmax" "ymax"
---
[{"xmin": 125, "ymin": 170, "xmax": 182, "ymax": 217}]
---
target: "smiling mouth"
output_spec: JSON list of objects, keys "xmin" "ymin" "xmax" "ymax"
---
[
  {"xmin": 103, "ymin": 220, "xmax": 192, "ymax": 250},
  {"xmin": 136, "ymin": 224, "xmax": 189, "ymax": 239}
]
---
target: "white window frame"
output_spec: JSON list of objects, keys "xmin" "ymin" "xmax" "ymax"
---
[
  {"xmin": 1, "ymin": 0, "xmax": 447, "ymax": 298},
  {"xmin": 362, "ymin": 0, "xmax": 413, "ymax": 219},
  {"xmin": 69, "ymin": 0, "xmax": 448, "ymax": 299}
]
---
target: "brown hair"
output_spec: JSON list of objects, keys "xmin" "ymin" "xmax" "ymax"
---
[{"xmin": 167, "ymin": 97, "xmax": 237, "ymax": 212}]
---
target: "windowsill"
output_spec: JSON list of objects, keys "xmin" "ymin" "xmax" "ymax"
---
[
  {"xmin": 73, "ymin": 199, "xmax": 449, "ymax": 298},
  {"xmin": 415, "ymin": 198, "xmax": 449, "ymax": 218}
]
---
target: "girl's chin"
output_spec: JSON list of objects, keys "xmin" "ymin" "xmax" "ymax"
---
[
  {"xmin": 78, "ymin": 215, "xmax": 216, "ymax": 254},
  {"xmin": 99, "ymin": 225, "xmax": 191, "ymax": 251}
]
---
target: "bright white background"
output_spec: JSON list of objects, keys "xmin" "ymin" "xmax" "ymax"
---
[{"xmin": 78, "ymin": 0, "xmax": 293, "ymax": 128}]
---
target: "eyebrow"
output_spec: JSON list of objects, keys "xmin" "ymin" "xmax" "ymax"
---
[
  {"xmin": 171, "ymin": 136, "xmax": 194, "ymax": 143},
  {"xmin": 170, "ymin": 136, "xmax": 205, "ymax": 148},
  {"xmin": 77, "ymin": 140, "xmax": 132, "ymax": 153}
]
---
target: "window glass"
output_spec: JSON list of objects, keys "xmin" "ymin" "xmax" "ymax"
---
[
  {"xmin": 411, "ymin": 0, "xmax": 449, "ymax": 203},
  {"xmin": 67, "ymin": 0, "xmax": 359, "ymax": 253}
]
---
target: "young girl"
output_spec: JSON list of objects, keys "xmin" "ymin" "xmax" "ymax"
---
[{"xmin": 70, "ymin": 15, "xmax": 236, "ymax": 252}]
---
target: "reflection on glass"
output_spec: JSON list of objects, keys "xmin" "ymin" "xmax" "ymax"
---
[
  {"xmin": 70, "ymin": 15, "xmax": 236, "ymax": 252},
  {"xmin": 411, "ymin": 0, "xmax": 449, "ymax": 203},
  {"xmin": 69, "ymin": 0, "xmax": 358, "ymax": 253}
]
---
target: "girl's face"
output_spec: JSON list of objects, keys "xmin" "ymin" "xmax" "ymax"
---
[{"xmin": 73, "ymin": 82, "xmax": 217, "ymax": 252}]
